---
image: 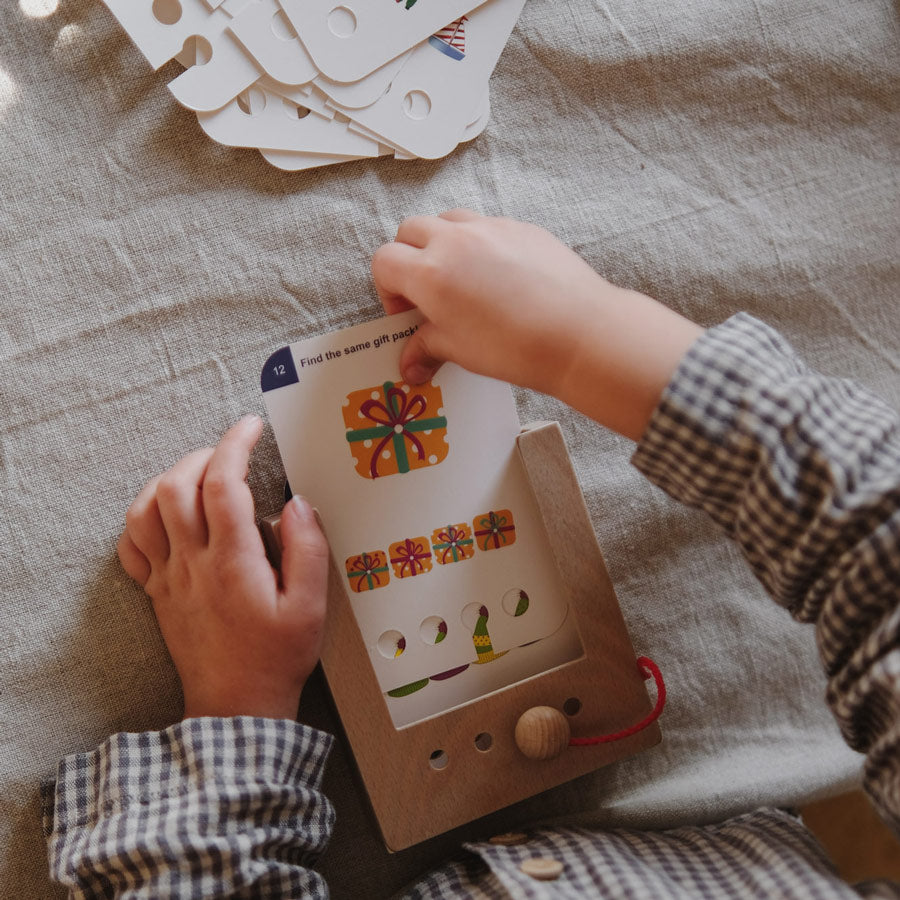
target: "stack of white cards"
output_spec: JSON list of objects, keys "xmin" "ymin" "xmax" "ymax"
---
[{"xmin": 101, "ymin": 0, "xmax": 526, "ymax": 171}]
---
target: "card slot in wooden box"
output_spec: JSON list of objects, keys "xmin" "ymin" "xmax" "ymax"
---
[{"xmin": 263, "ymin": 421, "xmax": 660, "ymax": 850}]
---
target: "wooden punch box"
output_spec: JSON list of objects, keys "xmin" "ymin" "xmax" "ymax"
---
[{"xmin": 261, "ymin": 421, "xmax": 661, "ymax": 851}]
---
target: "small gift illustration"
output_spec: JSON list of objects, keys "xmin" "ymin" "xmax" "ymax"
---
[
  {"xmin": 473, "ymin": 509, "xmax": 516, "ymax": 551},
  {"xmin": 431, "ymin": 523, "xmax": 475, "ymax": 565},
  {"xmin": 343, "ymin": 380, "xmax": 448, "ymax": 480},
  {"xmin": 389, "ymin": 536, "xmax": 433, "ymax": 578},
  {"xmin": 345, "ymin": 550, "xmax": 390, "ymax": 593}
]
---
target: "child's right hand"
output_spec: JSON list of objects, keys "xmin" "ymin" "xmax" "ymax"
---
[
  {"xmin": 371, "ymin": 210, "xmax": 609, "ymax": 398},
  {"xmin": 372, "ymin": 211, "xmax": 703, "ymax": 441}
]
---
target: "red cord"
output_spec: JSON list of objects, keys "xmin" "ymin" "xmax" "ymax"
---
[{"xmin": 568, "ymin": 656, "xmax": 666, "ymax": 746}]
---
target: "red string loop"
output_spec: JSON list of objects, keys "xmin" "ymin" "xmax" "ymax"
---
[{"xmin": 568, "ymin": 656, "xmax": 666, "ymax": 747}]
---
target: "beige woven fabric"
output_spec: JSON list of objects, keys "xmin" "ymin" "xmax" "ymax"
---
[{"xmin": 1, "ymin": 0, "xmax": 897, "ymax": 896}]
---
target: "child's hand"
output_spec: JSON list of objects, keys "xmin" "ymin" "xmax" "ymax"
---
[
  {"xmin": 116, "ymin": 416, "xmax": 329, "ymax": 721},
  {"xmin": 372, "ymin": 210, "xmax": 606, "ymax": 397},
  {"xmin": 372, "ymin": 211, "xmax": 702, "ymax": 441}
]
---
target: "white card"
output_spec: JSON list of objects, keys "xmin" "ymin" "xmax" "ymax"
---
[
  {"xmin": 197, "ymin": 87, "xmax": 382, "ymax": 154},
  {"xmin": 277, "ymin": 0, "xmax": 490, "ymax": 82},
  {"xmin": 346, "ymin": 88, "xmax": 488, "ymax": 151},
  {"xmin": 314, "ymin": 49, "xmax": 413, "ymax": 110},
  {"xmin": 228, "ymin": 0, "xmax": 319, "ymax": 87},
  {"xmin": 260, "ymin": 147, "xmax": 391, "ymax": 170},
  {"xmin": 261, "ymin": 311, "xmax": 570, "ymax": 695},
  {"xmin": 102, "ymin": 0, "xmax": 223, "ymax": 68},
  {"xmin": 345, "ymin": 118, "xmax": 409, "ymax": 153},
  {"xmin": 264, "ymin": 80, "xmax": 335, "ymax": 119},
  {"xmin": 220, "ymin": 0, "xmax": 253, "ymax": 14},
  {"xmin": 337, "ymin": 0, "xmax": 522, "ymax": 159},
  {"xmin": 101, "ymin": 0, "xmax": 262, "ymax": 112},
  {"xmin": 168, "ymin": 28, "xmax": 262, "ymax": 111}
]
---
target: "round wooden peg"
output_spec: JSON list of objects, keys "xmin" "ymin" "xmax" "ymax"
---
[{"xmin": 514, "ymin": 706, "xmax": 570, "ymax": 760}]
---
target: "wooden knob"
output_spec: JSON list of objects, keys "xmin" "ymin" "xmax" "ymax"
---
[{"xmin": 514, "ymin": 706, "xmax": 570, "ymax": 760}]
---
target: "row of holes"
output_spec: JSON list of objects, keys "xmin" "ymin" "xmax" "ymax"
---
[
  {"xmin": 378, "ymin": 592, "xmax": 530, "ymax": 660},
  {"xmin": 428, "ymin": 698, "xmax": 583, "ymax": 770}
]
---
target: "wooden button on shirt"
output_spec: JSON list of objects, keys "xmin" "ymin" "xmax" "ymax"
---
[{"xmin": 520, "ymin": 857, "xmax": 564, "ymax": 880}]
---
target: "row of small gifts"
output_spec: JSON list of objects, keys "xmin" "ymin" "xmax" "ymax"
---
[{"xmin": 345, "ymin": 509, "xmax": 515, "ymax": 593}]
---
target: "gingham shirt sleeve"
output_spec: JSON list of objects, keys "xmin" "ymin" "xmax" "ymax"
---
[
  {"xmin": 43, "ymin": 716, "xmax": 334, "ymax": 899},
  {"xmin": 632, "ymin": 312, "xmax": 900, "ymax": 833}
]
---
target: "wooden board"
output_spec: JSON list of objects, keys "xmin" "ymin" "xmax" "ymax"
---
[{"xmin": 263, "ymin": 421, "xmax": 661, "ymax": 850}]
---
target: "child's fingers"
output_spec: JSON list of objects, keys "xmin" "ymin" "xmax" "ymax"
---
[
  {"xmin": 379, "ymin": 292, "xmax": 416, "ymax": 316},
  {"xmin": 155, "ymin": 448, "xmax": 215, "ymax": 549},
  {"xmin": 202, "ymin": 416, "xmax": 264, "ymax": 549},
  {"xmin": 438, "ymin": 208, "xmax": 480, "ymax": 223},
  {"xmin": 278, "ymin": 495, "xmax": 329, "ymax": 627},
  {"xmin": 394, "ymin": 214, "xmax": 449, "ymax": 248},
  {"xmin": 116, "ymin": 530, "xmax": 151, "ymax": 586},
  {"xmin": 125, "ymin": 473, "xmax": 170, "ymax": 563},
  {"xmin": 371, "ymin": 241, "xmax": 422, "ymax": 313},
  {"xmin": 399, "ymin": 321, "xmax": 446, "ymax": 384}
]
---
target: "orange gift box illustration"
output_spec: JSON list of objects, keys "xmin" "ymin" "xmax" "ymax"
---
[
  {"xmin": 388, "ymin": 537, "xmax": 433, "ymax": 578},
  {"xmin": 473, "ymin": 509, "xmax": 516, "ymax": 551},
  {"xmin": 431, "ymin": 523, "xmax": 475, "ymax": 565},
  {"xmin": 343, "ymin": 380, "xmax": 448, "ymax": 479},
  {"xmin": 345, "ymin": 550, "xmax": 390, "ymax": 593}
]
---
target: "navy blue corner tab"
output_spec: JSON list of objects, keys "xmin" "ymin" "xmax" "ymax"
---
[{"xmin": 261, "ymin": 346, "xmax": 299, "ymax": 393}]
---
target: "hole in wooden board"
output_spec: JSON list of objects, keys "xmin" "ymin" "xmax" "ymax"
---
[
  {"xmin": 474, "ymin": 732, "xmax": 493, "ymax": 752},
  {"xmin": 429, "ymin": 749, "xmax": 449, "ymax": 770},
  {"xmin": 563, "ymin": 697, "xmax": 582, "ymax": 717},
  {"xmin": 152, "ymin": 0, "xmax": 182, "ymax": 25}
]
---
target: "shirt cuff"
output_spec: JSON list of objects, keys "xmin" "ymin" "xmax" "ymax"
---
[{"xmin": 45, "ymin": 716, "xmax": 334, "ymax": 835}]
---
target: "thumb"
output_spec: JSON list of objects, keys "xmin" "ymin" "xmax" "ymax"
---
[
  {"xmin": 278, "ymin": 495, "xmax": 330, "ymax": 620},
  {"xmin": 400, "ymin": 321, "xmax": 447, "ymax": 385}
]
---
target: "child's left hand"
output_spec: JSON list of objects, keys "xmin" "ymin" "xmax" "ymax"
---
[{"xmin": 116, "ymin": 416, "xmax": 330, "ymax": 721}]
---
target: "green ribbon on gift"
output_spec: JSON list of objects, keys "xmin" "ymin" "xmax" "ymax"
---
[
  {"xmin": 345, "ymin": 381, "xmax": 447, "ymax": 477},
  {"xmin": 347, "ymin": 552, "xmax": 389, "ymax": 592},
  {"xmin": 432, "ymin": 525, "xmax": 474, "ymax": 563},
  {"xmin": 474, "ymin": 511, "xmax": 514, "ymax": 550}
]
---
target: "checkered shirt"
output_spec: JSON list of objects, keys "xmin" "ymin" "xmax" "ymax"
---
[
  {"xmin": 634, "ymin": 312, "xmax": 900, "ymax": 836},
  {"xmin": 44, "ymin": 717, "xmax": 334, "ymax": 898},
  {"xmin": 45, "ymin": 315, "xmax": 899, "ymax": 898}
]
